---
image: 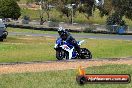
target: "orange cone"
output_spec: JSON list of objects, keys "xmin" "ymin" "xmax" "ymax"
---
[{"xmin": 78, "ymin": 66, "xmax": 86, "ymax": 75}]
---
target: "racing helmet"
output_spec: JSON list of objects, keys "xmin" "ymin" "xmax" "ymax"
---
[
  {"xmin": 58, "ymin": 27, "xmax": 65, "ymax": 36},
  {"xmin": 60, "ymin": 31, "xmax": 68, "ymax": 40}
]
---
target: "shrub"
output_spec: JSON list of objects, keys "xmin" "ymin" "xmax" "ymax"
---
[
  {"xmin": 83, "ymin": 25, "xmax": 96, "ymax": 33},
  {"xmin": 48, "ymin": 22, "xmax": 59, "ymax": 27}
]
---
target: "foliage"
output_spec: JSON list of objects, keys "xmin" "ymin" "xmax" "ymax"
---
[
  {"xmin": 26, "ymin": 0, "xmax": 34, "ymax": 4},
  {"xmin": 22, "ymin": 15, "xmax": 30, "ymax": 24},
  {"xmin": 78, "ymin": 0, "xmax": 95, "ymax": 18},
  {"xmin": 0, "ymin": 0, "xmax": 21, "ymax": 19},
  {"xmin": 19, "ymin": 0, "xmax": 132, "ymax": 25},
  {"xmin": 84, "ymin": 25, "xmax": 96, "ymax": 33},
  {"xmin": 14, "ymin": 0, "xmax": 20, "ymax": 1},
  {"xmin": 103, "ymin": 0, "xmax": 132, "ymax": 26},
  {"xmin": 34, "ymin": 0, "xmax": 55, "ymax": 22},
  {"xmin": 106, "ymin": 13, "xmax": 122, "ymax": 25},
  {"xmin": 112, "ymin": 0, "xmax": 132, "ymax": 20}
]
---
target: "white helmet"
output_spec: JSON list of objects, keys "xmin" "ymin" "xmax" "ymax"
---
[
  {"xmin": 58, "ymin": 27, "xmax": 65, "ymax": 32},
  {"xmin": 58, "ymin": 27, "xmax": 66, "ymax": 36}
]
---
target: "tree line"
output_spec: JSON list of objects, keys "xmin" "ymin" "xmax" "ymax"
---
[{"xmin": 0, "ymin": 0, "xmax": 132, "ymax": 25}]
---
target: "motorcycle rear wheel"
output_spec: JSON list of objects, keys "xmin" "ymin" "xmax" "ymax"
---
[{"xmin": 80, "ymin": 48, "xmax": 92, "ymax": 59}]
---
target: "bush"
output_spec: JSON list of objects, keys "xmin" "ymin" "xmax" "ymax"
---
[
  {"xmin": 22, "ymin": 16, "xmax": 30, "ymax": 24},
  {"xmin": 0, "ymin": 0, "xmax": 21, "ymax": 19},
  {"xmin": 48, "ymin": 22, "xmax": 59, "ymax": 27},
  {"xmin": 83, "ymin": 25, "xmax": 96, "ymax": 33},
  {"xmin": 106, "ymin": 13, "xmax": 128, "ymax": 33}
]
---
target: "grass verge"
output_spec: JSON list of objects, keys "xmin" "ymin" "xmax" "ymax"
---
[
  {"xmin": 0, "ymin": 64, "xmax": 132, "ymax": 88},
  {"xmin": 0, "ymin": 33, "xmax": 132, "ymax": 62},
  {"xmin": 7, "ymin": 27, "xmax": 130, "ymax": 36},
  {"xmin": 7, "ymin": 27, "xmax": 57, "ymax": 34}
]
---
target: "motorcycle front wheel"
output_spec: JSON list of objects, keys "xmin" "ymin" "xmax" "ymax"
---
[{"xmin": 56, "ymin": 50, "xmax": 65, "ymax": 60}]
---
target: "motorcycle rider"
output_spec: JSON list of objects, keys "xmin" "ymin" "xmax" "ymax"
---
[{"xmin": 57, "ymin": 27, "xmax": 81, "ymax": 55}]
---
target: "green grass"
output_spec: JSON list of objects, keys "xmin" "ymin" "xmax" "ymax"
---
[
  {"xmin": 0, "ymin": 64, "xmax": 132, "ymax": 88},
  {"xmin": 0, "ymin": 32, "xmax": 132, "ymax": 62},
  {"xmin": 6, "ymin": 27, "xmax": 110, "ymax": 36},
  {"xmin": 0, "ymin": 36, "xmax": 55, "ymax": 62},
  {"xmin": 7, "ymin": 27, "xmax": 57, "ymax": 34},
  {"xmin": 20, "ymin": 8, "xmax": 64, "ymax": 21},
  {"xmin": 8, "ymin": 27, "xmax": 130, "ymax": 36},
  {"xmin": 21, "ymin": 8, "xmax": 41, "ymax": 20},
  {"xmin": 84, "ymin": 39, "xmax": 132, "ymax": 58},
  {"xmin": 7, "ymin": 27, "xmax": 116, "ymax": 37},
  {"xmin": 18, "ymin": 0, "xmax": 27, "ymax": 4}
]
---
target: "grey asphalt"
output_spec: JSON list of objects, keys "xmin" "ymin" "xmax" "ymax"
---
[{"xmin": 9, "ymin": 32, "xmax": 132, "ymax": 40}]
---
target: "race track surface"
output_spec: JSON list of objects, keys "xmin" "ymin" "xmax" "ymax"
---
[
  {"xmin": 9, "ymin": 32, "xmax": 132, "ymax": 40},
  {"xmin": 0, "ymin": 58, "xmax": 132, "ymax": 74}
]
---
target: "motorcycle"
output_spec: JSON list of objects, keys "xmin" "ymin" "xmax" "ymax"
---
[{"xmin": 54, "ymin": 38, "xmax": 92, "ymax": 60}]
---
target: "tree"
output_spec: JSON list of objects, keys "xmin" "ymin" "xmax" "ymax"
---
[
  {"xmin": 15, "ymin": 0, "xmax": 20, "ymax": 1},
  {"xmin": 112, "ymin": 0, "xmax": 132, "ymax": 20},
  {"xmin": 98, "ymin": 0, "xmax": 132, "ymax": 24},
  {"xmin": 26, "ymin": 0, "xmax": 35, "ymax": 4},
  {"xmin": 39, "ymin": 0, "xmax": 55, "ymax": 22},
  {"xmin": 78, "ymin": 0, "xmax": 95, "ymax": 18},
  {"xmin": 53, "ymin": 0, "xmax": 79, "ymax": 23},
  {"xmin": 0, "ymin": 0, "xmax": 21, "ymax": 19},
  {"xmin": 55, "ymin": 0, "xmax": 99, "ymax": 21}
]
